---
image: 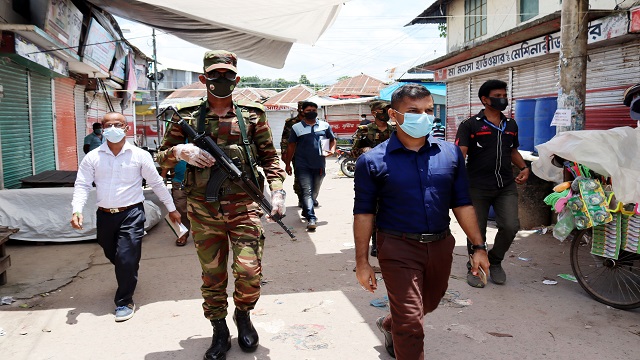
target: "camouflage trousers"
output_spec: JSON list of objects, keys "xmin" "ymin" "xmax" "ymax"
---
[{"xmin": 187, "ymin": 193, "xmax": 265, "ymax": 321}]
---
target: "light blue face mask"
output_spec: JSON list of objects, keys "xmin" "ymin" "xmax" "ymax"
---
[{"xmin": 393, "ymin": 109, "xmax": 435, "ymax": 138}]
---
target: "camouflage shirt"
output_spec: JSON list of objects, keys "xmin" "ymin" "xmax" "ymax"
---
[
  {"xmin": 156, "ymin": 100, "xmax": 285, "ymax": 198},
  {"xmin": 351, "ymin": 122, "xmax": 395, "ymax": 157},
  {"xmin": 280, "ymin": 114, "xmax": 303, "ymax": 160}
]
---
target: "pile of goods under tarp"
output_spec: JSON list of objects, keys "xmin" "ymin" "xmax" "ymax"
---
[{"xmin": 544, "ymin": 161, "xmax": 640, "ymax": 260}]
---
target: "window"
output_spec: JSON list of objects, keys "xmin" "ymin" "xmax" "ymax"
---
[
  {"xmin": 465, "ymin": 0, "xmax": 487, "ymax": 42},
  {"xmin": 520, "ymin": 0, "xmax": 539, "ymax": 22}
]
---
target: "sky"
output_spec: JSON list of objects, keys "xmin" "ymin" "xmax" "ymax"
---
[{"xmin": 115, "ymin": 1, "xmax": 446, "ymax": 86}]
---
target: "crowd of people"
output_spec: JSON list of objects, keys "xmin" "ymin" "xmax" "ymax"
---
[{"xmin": 71, "ymin": 48, "xmax": 532, "ymax": 360}]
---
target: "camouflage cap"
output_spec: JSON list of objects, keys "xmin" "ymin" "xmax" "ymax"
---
[
  {"xmin": 370, "ymin": 100, "xmax": 390, "ymax": 111},
  {"xmin": 203, "ymin": 50, "xmax": 238, "ymax": 73}
]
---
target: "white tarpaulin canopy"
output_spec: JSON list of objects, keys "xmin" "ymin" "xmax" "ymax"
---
[
  {"xmin": 532, "ymin": 127, "xmax": 640, "ymax": 204},
  {"xmin": 87, "ymin": 0, "xmax": 345, "ymax": 68}
]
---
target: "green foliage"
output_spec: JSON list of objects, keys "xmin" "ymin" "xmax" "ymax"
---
[
  {"xmin": 438, "ymin": 23, "xmax": 447, "ymax": 38},
  {"xmin": 337, "ymin": 75, "xmax": 351, "ymax": 81},
  {"xmin": 299, "ymin": 74, "xmax": 310, "ymax": 85},
  {"xmin": 238, "ymin": 74, "xmax": 324, "ymax": 91}
]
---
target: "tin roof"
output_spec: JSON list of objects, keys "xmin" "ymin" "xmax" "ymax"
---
[
  {"xmin": 317, "ymin": 74, "xmax": 387, "ymax": 98},
  {"xmin": 264, "ymin": 84, "xmax": 316, "ymax": 105}
]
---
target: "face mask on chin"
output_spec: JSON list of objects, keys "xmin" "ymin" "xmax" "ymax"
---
[
  {"xmin": 103, "ymin": 126, "xmax": 126, "ymax": 143},
  {"xmin": 393, "ymin": 110, "xmax": 435, "ymax": 138},
  {"xmin": 206, "ymin": 78, "xmax": 236, "ymax": 98}
]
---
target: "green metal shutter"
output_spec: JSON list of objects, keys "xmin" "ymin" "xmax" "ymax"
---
[
  {"xmin": 29, "ymin": 71, "xmax": 55, "ymax": 174},
  {"xmin": 0, "ymin": 61, "xmax": 31, "ymax": 189}
]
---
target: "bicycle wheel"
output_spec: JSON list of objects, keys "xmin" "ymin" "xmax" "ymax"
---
[
  {"xmin": 570, "ymin": 229, "xmax": 640, "ymax": 309},
  {"xmin": 341, "ymin": 158, "xmax": 356, "ymax": 178}
]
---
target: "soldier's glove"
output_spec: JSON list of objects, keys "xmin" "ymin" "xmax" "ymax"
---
[
  {"xmin": 270, "ymin": 189, "xmax": 286, "ymax": 217},
  {"xmin": 173, "ymin": 143, "xmax": 216, "ymax": 168}
]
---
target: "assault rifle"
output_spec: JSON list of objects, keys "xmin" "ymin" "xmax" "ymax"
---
[{"xmin": 157, "ymin": 106, "xmax": 295, "ymax": 239}]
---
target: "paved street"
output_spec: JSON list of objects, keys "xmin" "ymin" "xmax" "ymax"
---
[{"xmin": 0, "ymin": 159, "xmax": 638, "ymax": 360}]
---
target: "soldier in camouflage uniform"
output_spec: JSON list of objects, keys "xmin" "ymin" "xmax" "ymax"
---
[
  {"xmin": 280, "ymin": 101, "xmax": 304, "ymax": 206},
  {"xmin": 351, "ymin": 100, "xmax": 394, "ymax": 257},
  {"xmin": 156, "ymin": 50, "xmax": 286, "ymax": 360},
  {"xmin": 351, "ymin": 100, "xmax": 394, "ymax": 158}
]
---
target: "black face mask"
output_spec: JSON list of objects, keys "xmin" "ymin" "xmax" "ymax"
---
[
  {"xmin": 304, "ymin": 111, "xmax": 317, "ymax": 120},
  {"xmin": 375, "ymin": 111, "xmax": 390, "ymax": 122},
  {"xmin": 488, "ymin": 97, "xmax": 508, "ymax": 111},
  {"xmin": 206, "ymin": 78, "xmax": 236, "ymax": 98}
]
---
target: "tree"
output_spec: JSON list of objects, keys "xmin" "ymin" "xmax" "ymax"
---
[
  {"xmin": 337, "ymin": 75, "xmax": 350, "ymax": 81},
  {"xmin": 299, "ymin": 74, "xmax": 310, "ymax": 85}
]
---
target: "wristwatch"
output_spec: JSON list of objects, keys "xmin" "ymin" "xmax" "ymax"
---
[
  {"xmin": 471, "ymin": 243, "xmax": 487, "ymax": 252},
  {"xmin": 520, "ymin": 166, "xmax": 529, "ymax": 171}
]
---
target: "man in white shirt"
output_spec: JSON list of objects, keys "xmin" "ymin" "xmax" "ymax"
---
[{"xmin": 70, "ymin": 112, "xmax": 181, "ymax": 322}]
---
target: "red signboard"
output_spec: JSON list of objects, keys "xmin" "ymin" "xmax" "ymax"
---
[
  {"xmin": 631, "ymin": 6, "xmax": 640, "ymax": 33},
  {"xmin": 328, "ymin": 120, "xmax": 360, "ymax": 136}
]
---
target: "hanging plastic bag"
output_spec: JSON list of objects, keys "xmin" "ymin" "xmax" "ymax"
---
[{"xmin": 554, "ymin": 208, "xmax": 576, "ymax": 242}]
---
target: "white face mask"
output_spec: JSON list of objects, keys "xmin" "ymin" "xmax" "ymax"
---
[{"xmin": 103, "ymin": 125, "xmax": 126, "ymax": 143}]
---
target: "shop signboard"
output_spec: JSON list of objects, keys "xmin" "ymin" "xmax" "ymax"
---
[{"xmin": 82, "ymin": 18, "xmax": 116, "ymax": 74}]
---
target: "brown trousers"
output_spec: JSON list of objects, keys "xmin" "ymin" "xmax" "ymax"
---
[{"xmin": 377, "ymin": 231, "xmax": 456, "ymax": 360}]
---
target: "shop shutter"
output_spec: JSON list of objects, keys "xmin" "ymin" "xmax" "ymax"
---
[
  {"xmin": 512, "ymin": 55, "xmax": 558, "ymax": 100},
  {"xmin": 445, "ymin": 78, "xmax": 470, "ymax": 142},
  {"xmin": 54, "ymin": 77, "xmax": 77, "ymax": 170},
  {"xmin": 74, "ymin": 84, "xmax": 86, "ymax": 164},
  {"xmin": 0, "ymin": 60, "xmax": 31, "ymax": 189},
  {"xmin": 585, "ymin": 41, "xmax": 640, "ymax": 130},
  {"xmin": 29, "ymin": 71, "xmax": 55, "ymax": 174}
]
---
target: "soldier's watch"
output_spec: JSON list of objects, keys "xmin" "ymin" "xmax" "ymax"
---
[{"xmin": 471, "ymin": 243, "xmax": 487, "ymax": 252}]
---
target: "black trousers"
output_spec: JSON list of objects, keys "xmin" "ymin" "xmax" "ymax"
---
[{"xmin": 96, "ymin": 204, "xmax": 146, "ymax": 307}]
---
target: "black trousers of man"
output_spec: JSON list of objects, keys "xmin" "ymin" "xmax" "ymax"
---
[{"xmin": 96, "ymin": 203, "xmax": 146, "ymax": 307}]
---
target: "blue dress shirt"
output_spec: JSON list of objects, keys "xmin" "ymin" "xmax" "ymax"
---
[{"xmin": 353, "ymin": 133, "xmax": 472, "ymax": 234}]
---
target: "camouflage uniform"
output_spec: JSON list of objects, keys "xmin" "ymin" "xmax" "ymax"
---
[
  {"xmin": 351, "ymin": 122, "xmax": 395, "ymax": 158},
  {"xmin": 157, "ymin": 99, "xmax": 285, "ymax": 321},
  {"xmin": 280, "ymin": 105, "xmax": 304, "ymax": 202}
]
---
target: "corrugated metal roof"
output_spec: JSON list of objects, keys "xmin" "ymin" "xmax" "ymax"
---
[
  {"xmin": 406, "ymin": 0, "xmax": 450, "ymax": 26},
  {"xmin": 317, "ymin": 74, "xmax": 387, "ymax": 97},
  {"xmin": 264, "ymin": 84, "xmax": 316, "ymax": 105}
]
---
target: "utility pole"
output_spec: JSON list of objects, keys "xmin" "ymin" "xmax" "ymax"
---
[
  {"xmin": 152, "ymin": 28, "xmax": 161, "ymax": 146},
  {"xmin": 557, "ymin": 0, "xmax": 589, "ymax": 132}
]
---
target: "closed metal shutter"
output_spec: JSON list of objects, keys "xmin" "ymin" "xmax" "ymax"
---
[
  {"xmin": 29, "ymin": 71, "xmax": 55, "ymax": 174},
  {"xmin": 446, "ymin": 78, "xmax": 470, "ymax": 142},
  {"xmin": 54, "ymin": 77, "xmax": 77, "ymax": 170},
  {"xmin": 0, "ymin": 60, "xmax": 31, "ymax": 189},
  {"xmin": 585, "ymin": 41, "xmax": 640, "ymax": 129},
  {"xmin": 512, "ymin": 56, "xmax": 558, "ymax": 100},
  {"xmin": 74, "ymin": 84, "xmax": 86, "ymax": 164}
]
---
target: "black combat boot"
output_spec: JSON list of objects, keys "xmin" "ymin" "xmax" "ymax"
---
[
  {"xmin": 233, "ymin": 309, "xmax": 259, "ymax": 352},
  {"xmin": 203, "ymin": 319, "xmax": 231, "ymax": 360}
]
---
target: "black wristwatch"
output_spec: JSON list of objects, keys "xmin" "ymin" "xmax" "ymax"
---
[
  {"xmin": 520, "ymin": 166, "xmax": 529, "ymax": 171},
  {"xmin": 471, "ymin": 243, "xmax": 488, "ymax": 252}
]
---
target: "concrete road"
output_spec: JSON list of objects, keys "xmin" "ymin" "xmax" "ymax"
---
[{"xmin": 1, "ymin": 159, "xmax": 638, "ymax": 360}]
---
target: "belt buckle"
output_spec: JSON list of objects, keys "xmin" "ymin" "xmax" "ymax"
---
[
  {"xmin": 109, "ymin": 208, "xmax": 119, "ymax": 214},
  {"xmin": 419, "ymin": 234, "xmax": 431, "ymax": 243}
]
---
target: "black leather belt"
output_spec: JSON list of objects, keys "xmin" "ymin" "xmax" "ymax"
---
[
  {"xmin": 378, "ymin": 228, "xmax": 451, "ymax": 243},
  {"xmin": 98, "ymin": 202, "xmax": 142, "ymax": 214}
]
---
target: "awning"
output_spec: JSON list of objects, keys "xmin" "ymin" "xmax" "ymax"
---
[
  {"xmin": 86, "ymin": 0, "xmax": 345, "ymax": 68},
  {"xmin": 379, "ymin": 82, "xmax": 446, "ymax": 104}
]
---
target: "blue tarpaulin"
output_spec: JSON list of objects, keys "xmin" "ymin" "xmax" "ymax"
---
[{"xmin": 379, "ymin": 82, "xmax": 446, "ymax": 104}]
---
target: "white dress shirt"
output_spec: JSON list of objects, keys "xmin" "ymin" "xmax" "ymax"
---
[{"xmin": 72, "ymin": 141, "xmax": 176, "ymax": 214}]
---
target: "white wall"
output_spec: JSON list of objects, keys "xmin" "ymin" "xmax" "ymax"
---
[{"xmin": 446, "ymin": 0, "xmax": 624, "ymax": 52}]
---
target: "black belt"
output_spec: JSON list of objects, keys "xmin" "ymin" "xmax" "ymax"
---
[
  {"xmin": 378, "ymin": 228, "xmax": 451, "ymax": 243},
  {"xmin": 98, "ymin": 202, "xmax": 143, "ymax": 214}
]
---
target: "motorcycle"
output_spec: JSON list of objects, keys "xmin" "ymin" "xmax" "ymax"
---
[{"xmin": 336, "ymin": 146, "xmax": 356, "ymax": 178}]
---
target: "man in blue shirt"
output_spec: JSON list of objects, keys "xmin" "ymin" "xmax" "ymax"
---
[
  {"xmin": 284, "ymin": 101, "xmax": 336, "ymax": 231},
  {"xmin": 354, "ymin": 84, "xmax": 488, "ymax": 359},
  {"xmin": 83, "ymin": 123, "xmax": 105, "ymax": 154}
]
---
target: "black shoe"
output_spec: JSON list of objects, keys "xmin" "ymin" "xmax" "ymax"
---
[
  {"xmin": 204, "ymin": 319, "xmax": 231, "ymax": 360},
  {"xmin": 233, "ymin": 309, "xmax": 259, "ymax": 352},
  {"xmin": 376, "ymin": 317, "xmax": 395, "ymax": 358},
  {"xmin": 370, "ymin": 247, "xmax": 377, "ymax": 257},
  {"xmin": 313, "ymin": 200, "xmax": 319, "ymax": 207},
  {"xmin": 307, "ymin": 219, "xmax": 317, "ymax": 231},
  {"xmin": 489, "ymin": 263, "xmax": 507, "ymax": 284}
]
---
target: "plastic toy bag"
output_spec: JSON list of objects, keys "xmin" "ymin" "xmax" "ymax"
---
[{"xmin": 554, "ymin": 208, "xmax": 576, "ymax": 242}]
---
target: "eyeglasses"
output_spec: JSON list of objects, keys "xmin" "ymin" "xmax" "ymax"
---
[
  {"xmin": 104, "ymin": 123, "xmax": 126, "ymax": 129},
  {"xmin": 205, "ymin": 70, "xmax": 237, "ymax": 81}
]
